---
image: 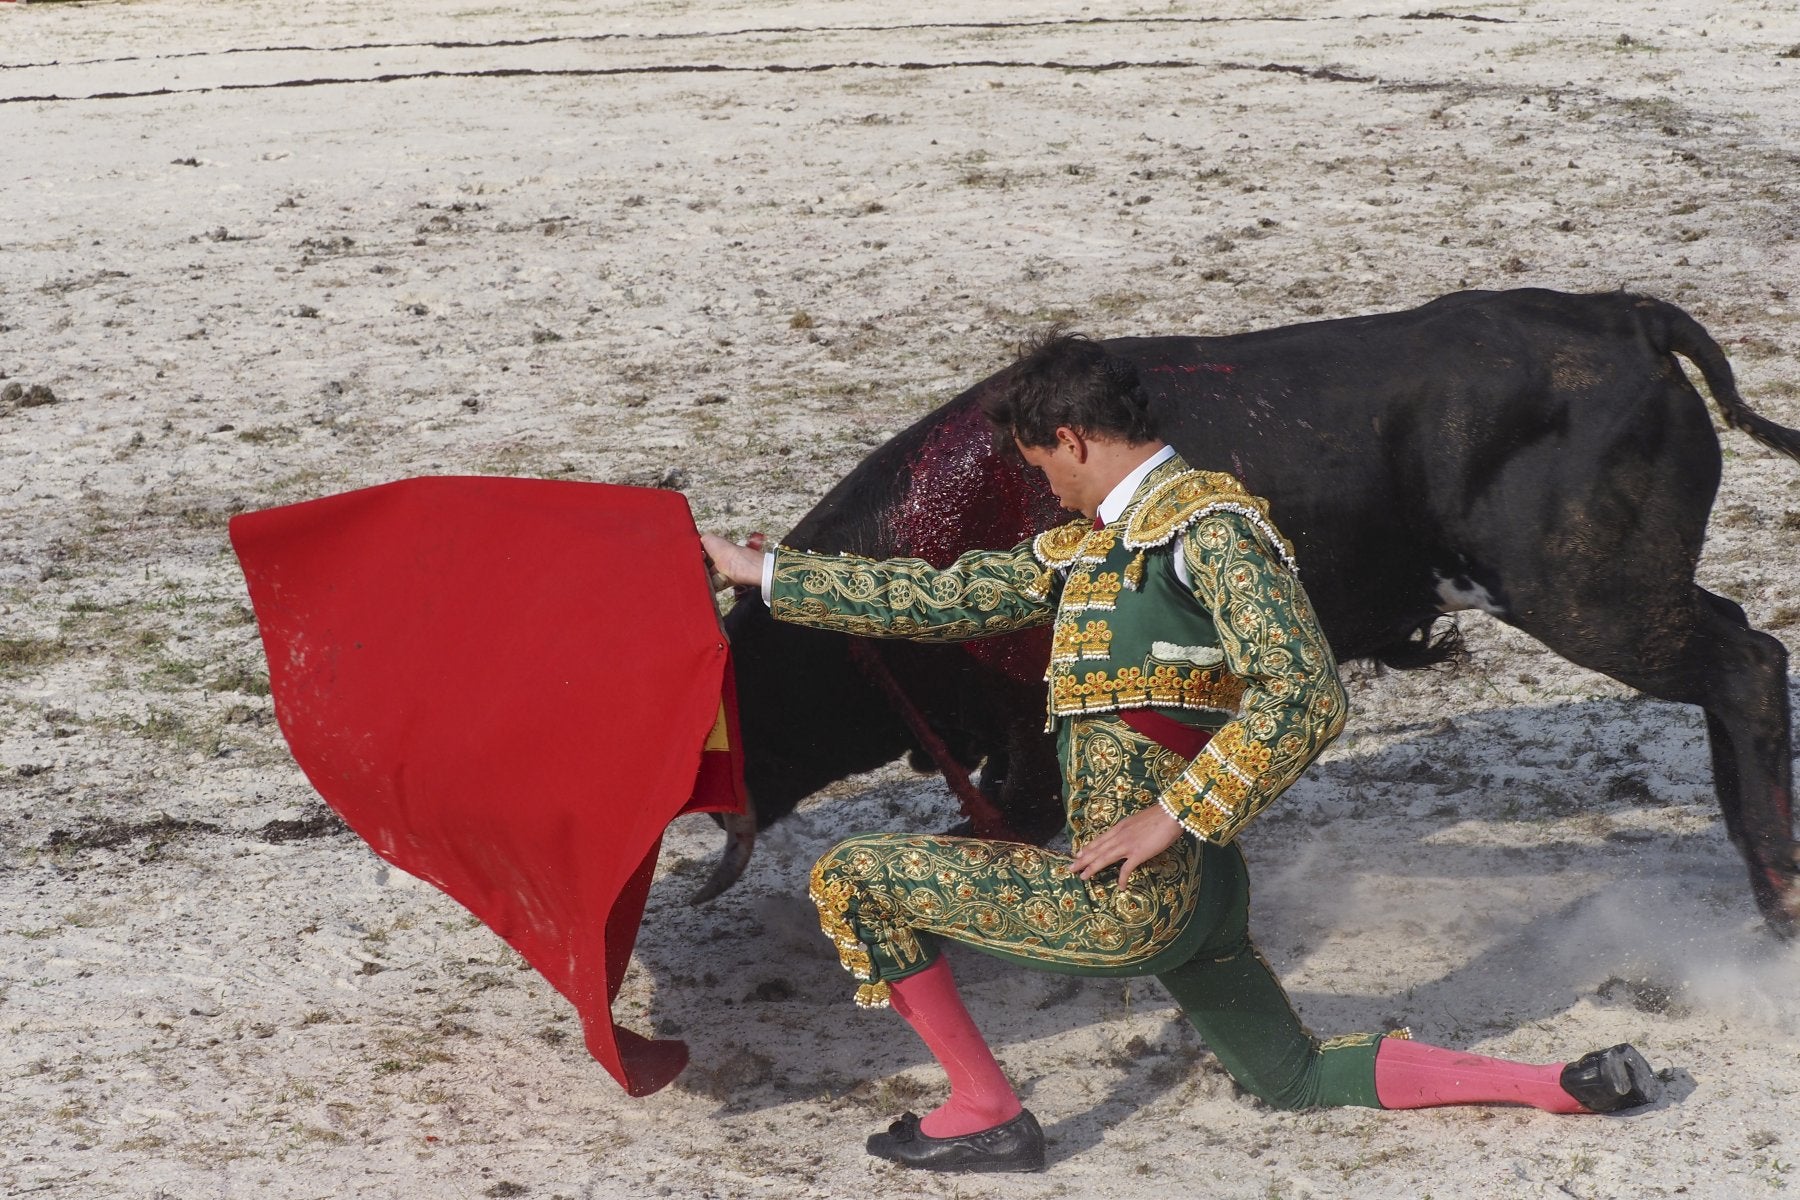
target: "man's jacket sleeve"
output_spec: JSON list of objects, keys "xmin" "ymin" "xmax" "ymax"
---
[
  {"xmin": 768, "ymin": 542, "xmax": 1057, "ymax": 641},
  {"xmin": 1156, "ymin": 510, "xmax": 1348, "ymax": 844}
]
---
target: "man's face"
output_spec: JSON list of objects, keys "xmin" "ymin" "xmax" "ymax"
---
[{"xmin": 1016, "ymin": 430, "xmax": 1100, "ymax": 518}]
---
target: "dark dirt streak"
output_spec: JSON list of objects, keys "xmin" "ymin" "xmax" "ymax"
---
[
  {"xmin": 1226, "ymin": 61, "xmax": 1377, "ymax": 84},
  {"xmin": 41, "ymin": 810, "xmax": 348, "ymax": 852},
  {"xmin": 2, "ymin": 57, "xmax": 1388, "ymax": 106},
  {"xmin": 0, "ymin": 15, "xmax": 1336, "ymax": 73},
  {"xmin": 1402, "ymin": 10, "xmax": 1510, "ymax": 22},
  {"xmin": 258, "ymin": 811, "xmax": 351, "ymax": 843},
  {"xmin": 46, "ymin": 817, "xmax": 222, "ymax": 853}
]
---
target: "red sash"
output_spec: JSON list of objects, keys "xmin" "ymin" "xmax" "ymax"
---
[{"xmin": 1116, "ymin": 707, "xmax": 1213, "ymax": 760}]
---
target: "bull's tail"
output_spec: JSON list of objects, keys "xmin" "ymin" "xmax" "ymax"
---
[{"xmin": 1638, "ymin": 296, "xmax": 1800, "ymax": 462}]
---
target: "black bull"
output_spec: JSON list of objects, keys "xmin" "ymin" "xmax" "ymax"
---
[{"xmin": 708, "ymin": 288, "xmax": 1800, "ymax": 933}]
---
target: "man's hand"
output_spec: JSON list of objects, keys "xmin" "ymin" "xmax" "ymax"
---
[
  {"xmin": 701, "ymin": 533, "xmax": 764, "ymax": 591},
  {"xmin": 1070, "ymin": 804, "xmax": 1183, "ymax": 890}
]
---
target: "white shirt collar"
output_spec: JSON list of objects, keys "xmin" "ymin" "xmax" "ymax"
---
[{"xmin": 1096, "ymin": 444, "xmax": 1176, "ymax": 525}]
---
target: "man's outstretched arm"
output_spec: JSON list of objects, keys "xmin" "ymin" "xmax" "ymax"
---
[{"xmin": 703, "ymin": 534, "xmax": 1057, "ymax": 643}]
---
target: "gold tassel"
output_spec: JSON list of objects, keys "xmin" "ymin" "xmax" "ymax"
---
[
  {"xmin": 1123, "ymin": 551, "xmax": 1146, "ymax": 591},
  {"xmin": 854, "ymin": 982, "xmax": 892, "ymax": 1009}
]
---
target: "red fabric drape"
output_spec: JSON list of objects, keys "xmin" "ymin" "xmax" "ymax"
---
[{"xmin": 229, "ymin": 476, "xmax": 745, "ymax": 1096}]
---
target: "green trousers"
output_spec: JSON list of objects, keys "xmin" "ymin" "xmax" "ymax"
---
[{"xmin": 809, "ymin": 716, "xmax": 1383, "ymax": 1110}]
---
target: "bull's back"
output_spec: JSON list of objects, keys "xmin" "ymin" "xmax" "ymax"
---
[{"xmin": 1120, "ymin": 289, "xmax": 1707, "ymax": 656}]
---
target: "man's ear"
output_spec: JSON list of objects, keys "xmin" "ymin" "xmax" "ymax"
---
[{"xmin": 1054, "ymin": 426, "xmax": 1088, "ymax": 462}]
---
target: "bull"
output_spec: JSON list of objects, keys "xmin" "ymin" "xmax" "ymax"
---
[{"xmin": 701, "ymin": 288, "xmax": 1800, "ymax": 934}]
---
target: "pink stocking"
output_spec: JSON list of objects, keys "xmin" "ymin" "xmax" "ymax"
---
[
  {"xmin": 887, "ymin": 958, "xmax": 1024, "ymax": 1136},
  {"xmin": 1374, "ymin": 1037, "xmax": 1586, "ymax": 1113}
]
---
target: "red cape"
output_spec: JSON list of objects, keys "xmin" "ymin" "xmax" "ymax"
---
[{"xmin": 229, "ymin": 476, "xmax": 746, "ymax": 1096}]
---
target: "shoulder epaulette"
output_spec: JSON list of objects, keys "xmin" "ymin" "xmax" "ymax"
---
[
  {"xmin": 1121, "ymin": 469, "xmax": 1298, "ymax": 572},
  {"xmin": 1031, "ymin": 519, "xmax": 1092, "ymax": 568}
]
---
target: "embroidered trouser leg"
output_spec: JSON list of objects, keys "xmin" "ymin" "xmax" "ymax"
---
[
  {"xmin": 808, "ymin": 719, "xmax": 1221, "ymax": 1006},
  {"xmin": 808, "ymin": 831, "xmax": 1225, "ymax": 1007}
]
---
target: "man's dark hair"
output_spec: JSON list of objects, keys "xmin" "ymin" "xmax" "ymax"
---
[{"xmin": 977, "ymin": 329, "xmax": 1155, "ymax": 451}]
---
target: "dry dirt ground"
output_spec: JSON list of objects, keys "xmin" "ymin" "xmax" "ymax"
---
[{"xmin": 4, "ymin": 2, "xmax": 1800, "ymax": 1198}]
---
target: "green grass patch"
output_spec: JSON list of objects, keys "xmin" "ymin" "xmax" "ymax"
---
[
  {"xmin": 144, "ymin": 656, "xmax": 204, "ymax": 689},
  {"xmin": 207, "ymin": 665, "xmax": 271, "ymax": 695},
  {"xmin": 0, "ymin": 636, "xmax": 68, "ymax": 675}
]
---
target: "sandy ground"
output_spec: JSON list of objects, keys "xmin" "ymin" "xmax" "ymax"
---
[{"xmin": 4, "ymin": 1, "xmax": 1800, "ymax": 1197}]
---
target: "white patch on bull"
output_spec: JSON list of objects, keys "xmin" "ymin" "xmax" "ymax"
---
[
  {"xmin": 1433, "ymin": 572, "xmax": 1507, "ymax": 616},
  {"xmin": 1151, "ymin": 641, "xmax": 1226, "ymax": 667}
]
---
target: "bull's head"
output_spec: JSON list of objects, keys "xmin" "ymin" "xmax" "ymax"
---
[{"xmin": 687, "ymin": 391, "xmax": 1063, "ymax": 903}]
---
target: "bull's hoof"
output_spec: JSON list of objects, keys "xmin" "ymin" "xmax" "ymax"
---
[
  {"xmin": 1749, "ymin": 861, "xmax": 1799, "ymax": 939},
  {"xmin": 1560, "ymin": 1044, "xmax": 1661, "ymax": 1113}
]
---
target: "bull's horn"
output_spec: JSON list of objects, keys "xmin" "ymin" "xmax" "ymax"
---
[{"xmin": 688, "ymin": 800, "xmax": 757, "ymax": 905}]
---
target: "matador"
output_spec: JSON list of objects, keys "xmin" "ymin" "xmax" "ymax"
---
[{"xmin": 702, "ymin": 332, "xmax": 1660, "ymax": 1173}]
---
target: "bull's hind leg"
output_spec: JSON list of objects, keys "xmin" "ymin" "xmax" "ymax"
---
[
  {"xmin": 1516, "ymin": 585, "xmax": 1795, "ymax": 932},
  {"xmin": 1689, "ymin": 592, "xmax": 1796, "ymax": 926}
]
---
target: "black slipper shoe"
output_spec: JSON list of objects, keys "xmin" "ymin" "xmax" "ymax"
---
[
  {"xmin": 1560, "ymin": 1043, "xmax": 1662, "ymax": 1113},
  {"xmin": 866, "ymin": 1109, "xmax": 1045, "ymax": 1173}
]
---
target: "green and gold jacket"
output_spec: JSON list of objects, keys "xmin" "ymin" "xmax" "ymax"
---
[{"xmin": 768, "ymin": 455, "xmax": 1347, "ymax": 844}]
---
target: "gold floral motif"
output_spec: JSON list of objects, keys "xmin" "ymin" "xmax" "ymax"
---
[
  {"xmin": 1032, "ymin": 519, "xmax": 1092, "ymax": 567},
  {"xmin": 1144, "ymin": 505, "xmax": 1346, "ymax": 844},
  {"xmin": 808, "ymin": 721, "xmax": 1208, "ymax": 1004},
  {"xmin": 1048, "ymin": 661, "xmax": 1248, "ymax": 716},
  {"xmin": 1060, "ymin": 570, "xmax": 1123, "ymax": 613},
  {"xmin": 770, "ymin": 545, "xmax": 1055, "ymax": 642},
  {"xmin": 1123, "ymin": 470, "xmax": 1297, "ymax": 567},
  {"xmin": 1050, "ymin": 617, "xmax": 1114, "ymax": 663},
  {"xmin": 1071, "ymin": 526, "xmax": 1117, "ymax": 566},
  {"xmin": 809, "ymin": 861, "xmax": 875, "ymax": 981},
  {"xmin": 1209, "ymin": 723, "xmax": 1274, "ymax": 778}
]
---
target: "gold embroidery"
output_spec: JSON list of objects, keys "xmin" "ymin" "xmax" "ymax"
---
[
  {"xmin": 1059, "ymin": 570, "xmax": 1123, "ymax": 613},
  {"xmin": 808, "ymin": 719, "xmax": 1209, "ymax": 1003},
  {"xmin": 1072, "ymin": 526, "xmax": 1117, "ymax": 566},
  {"xmin": 1209, "ymin": 723, "xmax": 1274, "ymax": 778},
  {"xmin": 770, "ymin": 545, "xmax": 1055, "ymax": 642},
  {"xmin": 1050, "ymin": 618, "xmax": 1114, "ymax": 663},
  {"xmin": 1123, "ymin": 469, "xmax": 1247, "ymax": 540},
  {"xmin": 1123, "ymin": 469, "xmax": 1298, "ymax": 573},
  {"xmin": 1123, "ymin": 550, "xmax": 1146, "ymax": 591},
  {"xmin": 809, "ymin": 861, "xmax": 874, "ymax": 981},
  {"xmin": 1032, "ymin": 520, "xmax": 1091, "ymax": 567},
  {"xmin": 1047, "ymin": 662, "xmax": 1248, "ymax": 716}
]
